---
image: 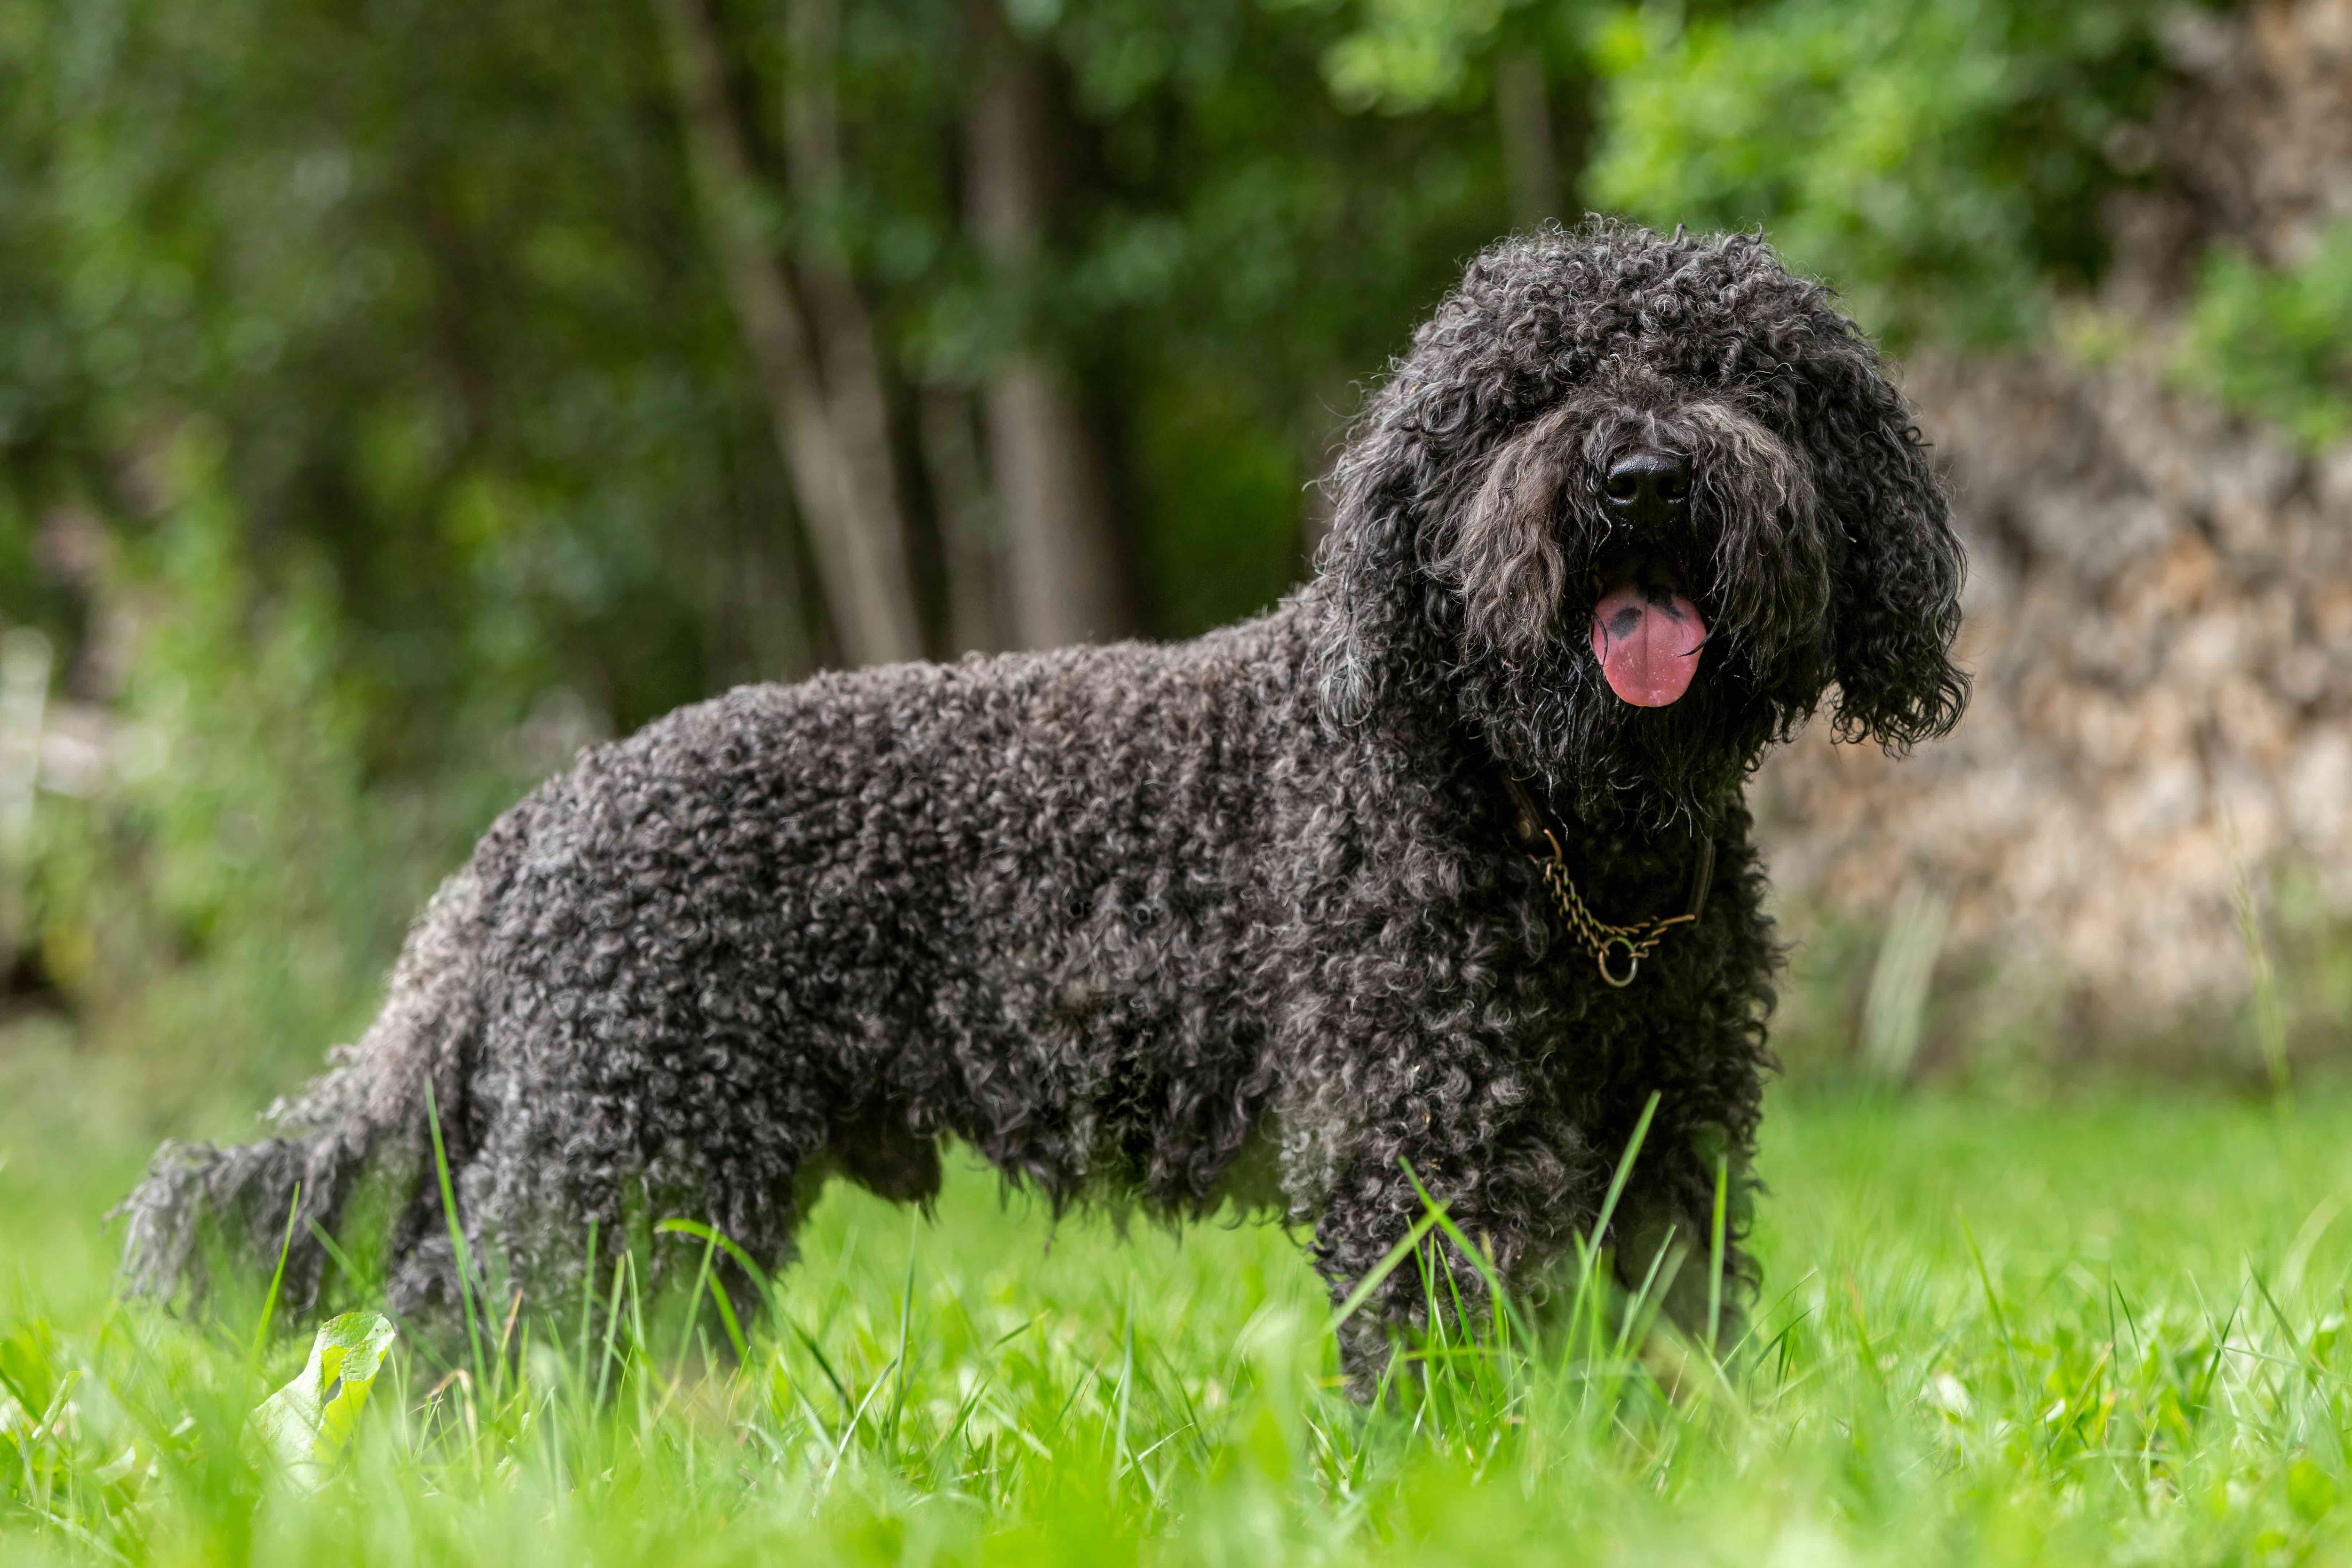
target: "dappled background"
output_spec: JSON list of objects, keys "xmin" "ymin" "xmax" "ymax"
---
[{"xmin": 1, "ymin": 0, "xmax": 2349, "ymax": 1141}]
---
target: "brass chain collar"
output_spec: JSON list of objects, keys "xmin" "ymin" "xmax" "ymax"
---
[
  {"xmin": 1501, "ymin": 773, "xmax": 1715, "ymax": 989},
  {"xmin": 1534, "ymin": 828, "xmax": 1698, "ymax": 988}
]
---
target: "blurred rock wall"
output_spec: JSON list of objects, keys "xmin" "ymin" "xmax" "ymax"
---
[{"xmin": 1756, "ymin": 0, "xmax": 2352, "ymax": 1055}]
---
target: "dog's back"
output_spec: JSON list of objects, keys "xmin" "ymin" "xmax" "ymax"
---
[{"xmin": 121, "ymin": 606, "xmax": 1328, "ymax": 1313}]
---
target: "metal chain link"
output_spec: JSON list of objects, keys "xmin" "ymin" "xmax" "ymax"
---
[{"xmin": 1533, "ymin": 828, "xmax": 1697, "ymax": 988}]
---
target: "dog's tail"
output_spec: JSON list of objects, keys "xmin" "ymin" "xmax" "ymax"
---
[
  {"xmin": 114, "ymin": 863, "xmax": 491, "ymax": 1313},
  {"xmin": 115, "ymin": 1103, "xmax": 379, "ymax": 1313}
]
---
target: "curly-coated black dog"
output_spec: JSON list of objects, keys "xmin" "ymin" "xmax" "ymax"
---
[{"xmin": 121, "ymin": 223, "xmax": 1964, "ymax": 1386}]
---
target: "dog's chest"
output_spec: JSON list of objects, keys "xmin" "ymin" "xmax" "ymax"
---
[{"xmin": 1490, "ymin": 831, "xmax": 1752, "ymax": 1076}]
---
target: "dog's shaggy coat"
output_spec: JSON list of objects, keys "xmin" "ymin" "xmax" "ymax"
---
[{"xmin": 121, "ymin": 223, "xmax": 1965, "ymax": 1383}]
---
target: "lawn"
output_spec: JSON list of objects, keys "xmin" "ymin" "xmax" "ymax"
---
[{"xmin": 5, "ymin": 1076, "xmax": 2352, "ymax": 1566}]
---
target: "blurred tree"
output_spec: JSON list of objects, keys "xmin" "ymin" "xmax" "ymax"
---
[
  {"xmin": 0, "ymin": 0, "xmax": 1534, "ymax": 714},
  {"xmin": 1310, "ymin": 0, "xmax": 1586, "ymax": 233},
  {"xmin": 0, "ymin": 0, "xmax": 810, "ymax": 746},
  {"xmin": 1586, "ymin": 0, "xmax": 2169, "ymax": 347},
  {"xmin": 966, "ymin": 0, "xmax": 1136, "ymax": 647},
  {"xmin": 656, "ymin": 0, "xmax": 924, "ymax": 664}
]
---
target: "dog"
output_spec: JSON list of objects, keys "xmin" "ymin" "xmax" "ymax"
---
[{"xmin": 119, "ymin": 221, "xmax": 1965, "ymax": 1389}]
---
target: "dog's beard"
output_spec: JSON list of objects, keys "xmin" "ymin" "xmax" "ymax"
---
[
  {"xmin": 1432, "ymin": 390, "xmax": 1834, "ymax": 830},
  {"xmin": 1467, "ymin": 636, "xmax": 1788, "ymax": 830}
]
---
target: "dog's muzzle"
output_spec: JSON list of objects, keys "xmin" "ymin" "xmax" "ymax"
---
[{"xmin": 1591, "ymin": 451, "xmax": 1708, "ymax": 707}]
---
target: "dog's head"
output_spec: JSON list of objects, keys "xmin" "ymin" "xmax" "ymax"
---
[{"xmin": 1312, "ymin": 222, "xmax": 1967, "ymax": 826}]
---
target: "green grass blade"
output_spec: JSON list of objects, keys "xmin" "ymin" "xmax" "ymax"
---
[
  {"xmin": 423, "ymin": 1079, "xmax": 489, "ymax": 1399},
  {"xmin": 1708, "ymin": 1152, "xmax": 1728, "ymax": 1352},
  {"xmin": 1322, "ymin": 1204, "xmax": 1447, "ymax": 1338},
  {"xmin": 247, "ymin": 1180, "xmax": 302, "ymax": 1375},
  {"xmin": 1590, "ymin": 1091, "xmax": 1663, "ymax": 1255}
]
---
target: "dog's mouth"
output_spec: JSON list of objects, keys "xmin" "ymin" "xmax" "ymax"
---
[{"xmin": 1589, "ymin": 559, "xmax": 1708, "ymax": 708}]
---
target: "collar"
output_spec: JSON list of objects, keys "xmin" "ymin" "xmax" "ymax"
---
[{"xmin": 1497, "ymin": 770, "xmax": 1716, "ymax": 925}]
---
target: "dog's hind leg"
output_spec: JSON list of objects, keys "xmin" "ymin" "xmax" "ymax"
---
[{"xmin": 834, "ymin": 1107, "xmax": 944, "ymax": 1209}]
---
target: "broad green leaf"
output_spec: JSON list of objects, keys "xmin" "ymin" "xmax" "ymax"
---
[{"xmin": 250, "ymin": 1313, "xmax": 397, "ymax": 1487}]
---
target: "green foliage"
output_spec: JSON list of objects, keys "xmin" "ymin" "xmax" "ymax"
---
[
  {"xmin": 12, "ymin": 428, "xmax": 494, "ymax": 1119},
  {"xmin": 8, "ymin": 1091, "xmax": 2352, "ymax": 1562},
  {"xmin": 1301, "ymin": 0, "xmax": 1534, "ymax": 113},
  {"xmin": 1587, "ymin": 0, "xmax": 2169, "ymax": 346},
  {"xmin": 248, "ymin": 1313, "xmax": 398, "ymax": 1488},
  {"xmin": 0, "ymin": 0, "xmax": 1522, "ymax": 715},
  {"xmin": 4, "ymin": 0, "xmax": 796, "ymax": 746},
  {"xmin": 2177, "ymin": 224, "xmax": 2352, "ymax": 448},
  {"xmin": 20, "ymin": 441, "xmax": 364, "ymax": 1110}
]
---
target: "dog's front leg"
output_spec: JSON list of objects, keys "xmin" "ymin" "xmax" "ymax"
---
[
  {"xmin": 1605, "ymin": 1119, "xmax": 1758, "ymax": 1356},
  {"xmin": 1312, "ymin": 1153, "xmax": 1452, "ymax": 1400},
  {"xmin": 1309, "ymin": 1115, "xmax": 1586, "ymax": 1400}
]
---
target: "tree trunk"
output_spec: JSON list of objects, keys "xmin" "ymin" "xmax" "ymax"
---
[
  {"xmin": 1494, "ymin": 48, "xmax": 1560, "ymax": 234},
  {"xmin": 655, "ymin": 0, "xmax": 924, "ymax": 667},
  {"xmin": 779, "ymin": 0, "xmax": 927, "ymax": 658},
  {"xmin": 917, "ymin": 386, "xmax": 1001, "ymax": 653},
  {"xmin": 964, "ymin": 0, "xmax": 1136, "ymax": 649}
]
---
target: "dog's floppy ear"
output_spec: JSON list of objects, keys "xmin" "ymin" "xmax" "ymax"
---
[
  {"xmin": 1824, "ymin": 403, "xmax": 1969, "ymax": 748},
  {"xmin": 1430, "ymin": 403, "xmax": 1581, "ymax": 664},
  {"xmin": 1310, "ymin": 414, "xmax": 1422, "ymax": 727}
]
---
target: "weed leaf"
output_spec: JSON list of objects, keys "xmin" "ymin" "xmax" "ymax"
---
[{"xmin": 250, "ymin": 1312, "xmax": 398, "ymax": 1488}]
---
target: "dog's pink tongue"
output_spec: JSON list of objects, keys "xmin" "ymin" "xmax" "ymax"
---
[{"xmin": 1590, "ymin": 585, "xmax": 1708, "ymax": 707}]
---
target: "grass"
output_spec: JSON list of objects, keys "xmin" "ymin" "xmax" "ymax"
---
[{"xmin": 8, "ymin": 1080, "xmax": 2352, "ymax": 1565}]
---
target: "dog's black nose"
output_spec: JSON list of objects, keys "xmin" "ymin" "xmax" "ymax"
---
[{"xmin": 1603, "ymin": 451, "xmax": 1692, "ymax": 516}]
